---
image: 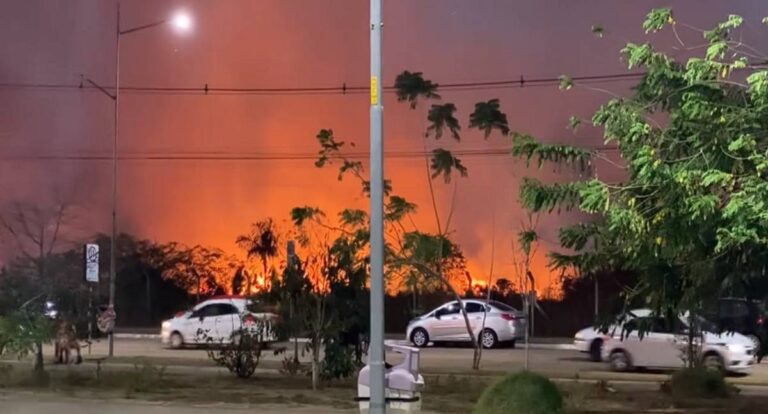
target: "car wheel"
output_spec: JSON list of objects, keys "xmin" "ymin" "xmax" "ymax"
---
[
  {"xmin": 480, "ymin": 329, "xmax": 498, "ymax": 349},
  {"xmin": 609, "ymin": 350, "xmax": 631, "ymax": 372},
  {"xmin": 411, "ymin": 328, "xmax": 429, "ymax": 348},
  {"xmin": 702, "ymin": 353, "xmax": 725, "ymax": 373},
  {"xmin": 590, "ymin": 338, "xmax": 604, "ymax": 362},
  {"xmin": 169, "ymin": 332, "xmax": 184, "ymax": 349}
]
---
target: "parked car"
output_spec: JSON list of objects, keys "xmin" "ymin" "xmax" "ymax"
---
[
  {"xmin": 574, "ymin": 309, "xmax": 652, "ymax": 362},
  {"xmin": 704, "ymin": 298, "xmax": 767, "ymax": 355},
  {"xmin": 161, "ymin": 296, "xmax": 277, "ymax": 349},
  {"xmin": 603, "ymin": 315, "xmax": 756, "ymax": 373},
  {"xmin": 406, "ymin": 299, "xmax": 526, "ymax": 349}
]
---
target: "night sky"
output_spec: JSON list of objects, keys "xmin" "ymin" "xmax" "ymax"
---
[{"xmin": 1, "ymin": 0, "xmax": 766, "ymax": 293}]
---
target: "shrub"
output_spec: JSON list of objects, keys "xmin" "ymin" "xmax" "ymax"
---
[
  {"xmin": 664, "ymin": 367, "xmax": 732, "ymax": 399},
  {"xmin": 474, "ymin": 371, "xmax": 563, "ymax": 414}
]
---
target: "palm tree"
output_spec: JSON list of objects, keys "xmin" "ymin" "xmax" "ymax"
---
[
  {"xmin": 236, "ymin": 218, "xmax": 279, "ymax": 294},
  {"xmin": 469, "ymin": 99, "xmax": 510, "ymax": 138},
  {"xmin": 430, "ymin": 149, "xmax": 468, "ymax": 183},
  {"xmin": 426, "ymin": 103, "xmax": 461, "ymax": 140},
  {"xmin": 394, "ymin": 71, "xmax": 441, "ymax": 109}
]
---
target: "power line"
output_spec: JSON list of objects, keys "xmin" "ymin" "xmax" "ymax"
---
[
  {"xmin": 0, "ymin": 72, "xmax": 644, "ymax": 97},
  {"xmin": 0, "ymin": 145, "xmax": 620, "ymax": 163}
]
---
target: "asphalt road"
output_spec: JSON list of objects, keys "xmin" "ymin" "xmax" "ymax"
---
[{"xmin": 59, "ymin": 338, "xmax": 768, "ymax": 383}]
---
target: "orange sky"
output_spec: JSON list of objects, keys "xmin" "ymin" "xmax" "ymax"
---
[{"xmin": 1, "ymin": 0, "xmax": 763, "ymax": 295}]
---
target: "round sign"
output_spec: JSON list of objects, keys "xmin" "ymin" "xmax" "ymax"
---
[{"xmin": 97, "ymin": 306, "xmax": 116, "ymax": 333}]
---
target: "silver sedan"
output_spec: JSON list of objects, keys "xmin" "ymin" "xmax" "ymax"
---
[{"xmin": 406, "ymin": 299, "xmax": 527, "ymax": 349}]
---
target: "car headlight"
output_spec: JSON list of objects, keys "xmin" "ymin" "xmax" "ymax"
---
[
  {"xmin": 727, "ymin": 344, "xmax": 746, "ymax": 352},
  {"xmin": 162, "ymin": 321, "xmax": 171, "ymax": 329}
]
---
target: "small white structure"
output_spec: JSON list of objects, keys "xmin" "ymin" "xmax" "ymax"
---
[{"xmin": 358, "ymin": 344, "xmax": 425, "ymax": 414}]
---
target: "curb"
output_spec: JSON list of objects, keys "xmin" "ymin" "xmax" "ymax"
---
[{"xmin": 114, "ymin": 333, "xmax": 161, "ymax": 340}]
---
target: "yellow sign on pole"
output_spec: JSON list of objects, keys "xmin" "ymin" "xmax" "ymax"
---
[{"xmin": 370, "ymin": 76, "xmax": 378, "ymax": 105}]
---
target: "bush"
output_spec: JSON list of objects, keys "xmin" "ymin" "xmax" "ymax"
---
[
  {"xmin": 663, "ymin": 367, "xmax": 732, "ymax": 399},
  {"xmin": 474, "ymin": 371, "xmax": 563, "ymax": 414}
]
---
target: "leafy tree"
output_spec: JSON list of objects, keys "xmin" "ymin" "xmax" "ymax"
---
[
  {"xmin": 0, "ymin": 201, "xmax": 78, "ymax": 370},
  {"xmin": 0, "ymin": 309, "xmax": 52, "ymax": 372},
  {"xmin": 511, "ymin": 8, "xmax": 768, "ymax": 364},
  {"xmin": 267, "ymin": 243, "xmax": 312, "ymax": 369}
]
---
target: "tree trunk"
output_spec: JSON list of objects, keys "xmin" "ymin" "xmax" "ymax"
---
[
  {"xmin": 311, "ymin": 339, "xmax": 320, "ymax": 391},
  {"xmin": 34, "ymin": 342, "xmax": 44, "ymax": 372}
]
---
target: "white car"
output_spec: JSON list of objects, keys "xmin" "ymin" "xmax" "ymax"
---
[
  {"xmin": 603, "ymin": 314, "xmax": 756, "ymax": 373},
  {"xmin": 161, "ymin": 296, "xmax": 277, "ymax": 349},
  {"xmin": 406, "ymin": 299, "xmax": 526, "ymax": 349},
  {"xmin": 574, "ymin": 308, "xmax": 652, "ymax": 362}
]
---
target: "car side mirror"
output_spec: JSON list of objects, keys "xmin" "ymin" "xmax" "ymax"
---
[
  {"xmin": 199, "ymin": 315, "xmax": 205, "ymax": 322},
  {"xmin": 435, "ymin": 312, "xmax": 442, "ymax": 320}
]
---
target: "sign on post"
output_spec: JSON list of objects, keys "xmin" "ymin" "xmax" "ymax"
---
[{"xmin": 85, "ymin": 243, "xmax": 99, "ymax": 283}]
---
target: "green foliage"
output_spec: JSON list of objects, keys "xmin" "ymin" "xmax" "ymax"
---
[
  {"xmin": 290, "ymin": 206, "xmax": 324, "ymax": 226},
  {"xmin": 519, "ymin": 178, "xmax": 582, "ymax": 213},
  {"xmin": 643, "ymin": 8, "xmax": 673, "ymax": 33},
  {"xmin": 0, "ymin": 311, "xmax": 52, "ymax": 360},
  {"xmin": 385, "ymin": 196, "xmax": 417, "ymax": 222},
  {"xmin": 511, "ymin": 133, "xmax": 592, "ymax": 171},
  {"xmin": 426, "ymin": 103, "xmax": 461, "ymax": 140},
  {"xmin": 665, "ymin": 367, "xmax": 732, "ymax": 399},
  {"xmin": 394, "ymin": 71, "xmax": 440, "ymax": 109},
  {"xmin": 469, "ymin": 99, "xmax": 510, "ymax": 138},
  {"xmin": 430, "ymin": 149, "xmax": 468, "ymax": 183},
  {"xmin": 321, "ymin": 338, "xmax": 356, "ymax": 380},
  {"xmin": 518, "ymin": 230, "xmax": 538, "ymax": 254},
  {"xmin": 474, "ymin": 371, "xmax": 563, "ymax": 414},
  {"xmin": 568, "ymin": 116, "xmax": 582, "ymax": 130},
  {"xmin": 512, "ymin": 8, "xmax": 768, "ymax": 315},
  {"xmin": 339, "ymin": 209, "xmax": 367, "ymax": 228},
  {"xmin": 558, "ymin": 75, "xmax": 573, "ymax": 91}
]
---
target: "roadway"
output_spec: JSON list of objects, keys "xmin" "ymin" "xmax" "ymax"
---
[{"xmin": 61, "ymin": 337, "xmax": 768, "ymax": 384}]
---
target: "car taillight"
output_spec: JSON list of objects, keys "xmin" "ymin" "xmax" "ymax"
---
[{"xmin": 500, "ymin": 313, "xmax": 517, "ymax": 321}]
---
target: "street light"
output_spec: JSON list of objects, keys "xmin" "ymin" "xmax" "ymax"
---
[
  {"xmin": 171, "ymin": 12, "xmax": 193, "ymax": 32},
  {"xmin": 91, "ymin": 2, "xmax": 193, "ymax": 357}
]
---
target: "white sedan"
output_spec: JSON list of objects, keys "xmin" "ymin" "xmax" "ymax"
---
[
  {"xmin": 603, "ymin": 315, "xmax": 756, "ymax": 373},
  {"xmin": 574, "ymin": 308, "xmax": 652, "ymax": 361},
  {"xmin": 161, "ymin": 296, "xmax": 277, "ymax": 349},
  {"xmin": 406, "ymin": 299, "xmax": 527, "ymax": 349}
]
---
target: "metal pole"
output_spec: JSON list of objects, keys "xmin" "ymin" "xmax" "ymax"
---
[
  {"xmin": 594, "ymin": 276, "xmax": 599, "ymax": 319},
  {"xmin": 108, "ymin": 1, "xmax": 121, "ymax": 357},
  {"xmin": 369, "ymin": 0, "xmax": 385, "ymax": 412},
  {"xmin": 88, "ymin": 284, "xmax": 93, "ymax": 355}
]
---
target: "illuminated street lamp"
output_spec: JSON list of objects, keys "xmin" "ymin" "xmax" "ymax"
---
[{"xmin": 88, "ymin": 3, "xmax": 193, "ymax": 357}]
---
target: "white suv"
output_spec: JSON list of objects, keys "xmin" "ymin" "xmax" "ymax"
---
[
  {"xmin": 603, "ymin": 315, "xmax": 756, "ymax": 373},
  {"xmin": 161, "ymin": 296, "xmax": 277, "ymax": 349}
]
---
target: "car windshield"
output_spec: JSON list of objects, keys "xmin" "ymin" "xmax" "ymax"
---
[{"xmin": 489, "ymin": 301, "xmax": 516, "ymax": 312}]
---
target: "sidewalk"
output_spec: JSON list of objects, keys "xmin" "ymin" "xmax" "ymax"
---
[{"xmin": 0, "ymin": 394, "xmax": 360, "ymax": 414}]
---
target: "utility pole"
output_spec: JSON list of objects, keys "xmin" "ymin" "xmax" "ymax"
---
[
  {"xmin": 369, "ymin": 0, "xmax": 386, "ymax": 413},
  {"xmin": 108, "ymin": 1, "xmax": 122, "ymax": 358}
]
